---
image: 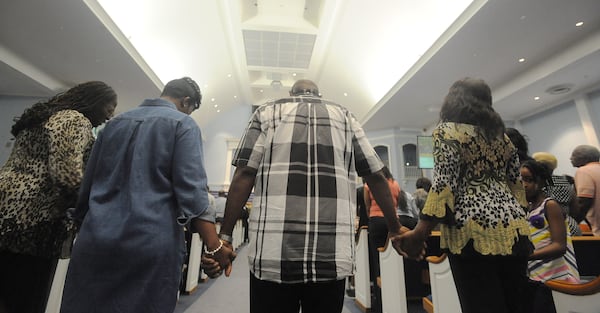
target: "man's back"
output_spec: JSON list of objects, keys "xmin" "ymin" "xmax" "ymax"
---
[{"xmin": 234, "ymin": 96, "xmax": 383, "ymax": 283}]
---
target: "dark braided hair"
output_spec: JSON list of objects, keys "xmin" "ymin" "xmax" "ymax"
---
[
  {"xmin": 11, "ymin": 81, "xmax": 116, "ymax": 137},
  {"xmin": 440, "ymin": 78, "xmax": 505, "ymax": 140}
]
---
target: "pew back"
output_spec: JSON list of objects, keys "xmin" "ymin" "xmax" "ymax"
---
[
  {"xmin": 354, "ymin": 227, "xmax": 371, "ymax": 311},
  {"xmin": 426, "ymin": 254, "xmax": 462, "ymax": 313},
  {"xmin": 378, "ymin": 240, "xmax": 408, "ymax": 313},
  {"xmin": 572, "ymin": 236, "xmax": 600, "ymax": 278}
]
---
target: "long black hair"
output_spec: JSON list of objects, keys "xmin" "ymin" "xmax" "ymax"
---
[
  {"xmin": 439, "ymin": 78, "xmax": 505, "ymax": 139},
  {"xmin": 506, "ymin": 128, "xmax": 532, "ymax": 161},
  {"xmin": 11, "ymin": 81, "xmax": 116, "ymax": 136}
]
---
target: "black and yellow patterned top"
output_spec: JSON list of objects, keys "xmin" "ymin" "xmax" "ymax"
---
[
  {"xmin": 421, "ymin": 122, "xmax": 530, "ymax": 255},
  {"xmin": 0, "ymin": 110, "xmax": 94, "ymax": 258}
]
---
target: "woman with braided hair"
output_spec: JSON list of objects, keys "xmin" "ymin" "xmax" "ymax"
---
[{"xmin": 0, "ymin": 81, "xmax": 117, "ymax": 313}]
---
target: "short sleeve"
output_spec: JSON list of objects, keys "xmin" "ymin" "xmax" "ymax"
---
[
  {"xmin": 233, "ymin": 110, "xmax": 265, "ymax": 169},
  {"xmin": 349, "ymin": 112, "xmax": 383, "ymax": 176},
  {"xmin": 575, "ymin": 167, "xmax": 595, "ymax": 198}
]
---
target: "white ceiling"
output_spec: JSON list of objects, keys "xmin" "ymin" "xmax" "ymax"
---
[{"xmin": 1, "ymin": 0, "xmax": 600, "ymax": 132}]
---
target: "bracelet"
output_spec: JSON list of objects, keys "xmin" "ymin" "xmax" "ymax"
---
[
  {"xmin": 204, "ymin": 240, "xmax": 224, "ymax": 256},
  {"xmin": 218, "ymin": 233, "xmax": 233, "ymax": 243}
]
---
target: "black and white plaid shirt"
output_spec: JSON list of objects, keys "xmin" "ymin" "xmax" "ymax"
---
[{"xmin": 233, "ymin": 95, "xmax": 383, "ymax": 283}]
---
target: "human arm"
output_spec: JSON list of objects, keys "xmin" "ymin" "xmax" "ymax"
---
[
  {"xmin": 392, "ymin": 218, "xmax": 436, "ymax": 260},
  {"xmin": 572, "ymin": 197, "xmax": 594, "ymax": 223},
  {"xmin": 174, "ymin": 121, "xmax": 235, "ymax": 275},
  {"xmin": 46, "ymin": 110, "xmax": 94, "ymax": 201},
  {"xmin": 71, "ymin": 129, "xmax": 104, "ymax": 225},
  {"xmin": 529, "ymin": 200, "xmax": 568, "ymax": 260},
  {"xmin": 363, "ymin": 170, "xmax": 405, "ymax": 256},
  {"xmin": 571, "ymin": 169, "xmax": 595, "ymax": 222},
  {"xmin": 218, "ymin": 166, "xmax": 257, "ymax": 245},
  {"xmin": 191, "ymin": 218, "xmax": 236, "ymax": 276}
]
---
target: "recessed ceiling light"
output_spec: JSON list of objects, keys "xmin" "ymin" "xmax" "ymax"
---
[
  {"xmin": 260, "ymin": 89, "xmax": 264, "ymax": 93},
  {"xmin": 292, "ymin": 73, "xmax": 297, "ymax": 77},
  {"xmin": 214, "ymin": 104, "xmax": 218, "ymax": 108},
  {"xmin": 211, "ymin": 98, "xmax": 215, "ymax": 102},
  {"xmin": 534, "ymin": 96, "xmax": 540, "ymax": 100},
  {"xmin": 227, "ymin": 74, "xmax": 232, "ymax": 77},
  {"xmin": 234, "ymin": 95, "xmax": 237, "ymax": 99},
  {"xmin": 217, "ymin": 109, "xmax": 221, "ymax": 113},
  {"xmin": 343, "ymin": 92, "xmax": 348, "ymax": 97},
  {"xmin": 576, "ymin": 21, "xmax": 584, "ymax": 27},
  {"xmin": 518, "ymin": 58, "xmax": 525, "ymax": 63}
]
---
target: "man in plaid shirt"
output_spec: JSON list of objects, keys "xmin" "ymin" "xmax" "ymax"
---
[{"xmin": 217, "ymin": 80, "xmax": 405, "ymax": 313}]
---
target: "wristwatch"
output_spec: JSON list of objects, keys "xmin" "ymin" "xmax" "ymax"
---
[{"xmin": 218, "ymin": 233, "xmax": 233, "ymax": 243}]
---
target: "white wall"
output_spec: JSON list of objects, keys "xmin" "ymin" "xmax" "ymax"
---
[
  {"xmin": 520, "ymin": 86, "xmax": 600, "ymax": 176},
  {"xmin": 521, "ymin": 100, "xmax": 584, "ymax": 176},
  {"xmin": 197, "ymin": 104, "xmax": 252, "ymax": 189},
  {"xmin": 0, "ymin": 96, "xmax": 44, "ymax": 164},
  {"xmin": 366, "ymin": 128, "xmax": 423, "ymax": 193}
]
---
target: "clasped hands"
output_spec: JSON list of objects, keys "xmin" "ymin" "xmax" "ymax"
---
[
  {"xmin": 389, "ymin": 227, "xmax": 427, "ymax": 261},
  {"xmin": 201, "ymin": 241, "xmax": 236, "ymax": 278}
]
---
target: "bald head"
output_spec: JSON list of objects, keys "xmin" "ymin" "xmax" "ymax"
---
[
  {"xmin": 290, "ymin": 79, "xmax": 320, "ymax": 97},
  {"xmin": 571, "ymin": 145, "xmax": 600, "ymax": 167}
]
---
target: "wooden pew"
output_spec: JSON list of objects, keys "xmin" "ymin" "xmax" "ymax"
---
[
  {"xmin": 354, "ymin": 227, "xmax": 371, "ymax": 312},
  {"xmin": 425, "ymin": 254, "xmax": 462, "ymax": 313},
  {"xmin": 378, "ymin": 239, "xmax": 408, "ymax": 313},
  {"xmin": 545, "ymin": 275, "xmax": 600, "ymax": 313},
  {"xmin": 572, "ymin": 236, "xmax": 600, "ymax": 278},
  {"xmin": 45, "ymin": 258, "xmax": 69, "ymax": 313},
  {"xmin": 183, "ymin": 233, "xmax": 203, "ymax": 293}
]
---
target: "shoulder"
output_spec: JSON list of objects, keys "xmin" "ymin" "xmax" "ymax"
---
[
  {"xmin": 46, "ymin": 109, "xmax": 91, "ymax": 129},
  {"xmin": 434, "ymin": 122, "xmax": 476, "ymax": 141}
]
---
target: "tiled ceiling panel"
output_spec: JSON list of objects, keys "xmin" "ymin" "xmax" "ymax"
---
[{"xmin": 243, "ymin": 30, "xmax": 316, "ymax": 69}]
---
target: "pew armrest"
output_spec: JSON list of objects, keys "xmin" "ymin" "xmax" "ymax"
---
[
  {"xmin": 545, "ymin": 276, "xmax": 600, "ymax": 296},
  {"xmin": 426, "ymin": 254, "xmax": 448, "ymax": 264}
]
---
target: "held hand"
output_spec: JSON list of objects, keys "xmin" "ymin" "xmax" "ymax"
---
[
  {"xmin": 388, "ymin": 226, "xmax": 413, "ymax": 257},
  {"xmin": 390, "ymin": 233, "xmax": 409, "ymax": 258},
  {"xmin": 213, "ymin": 244, "xmax": 237, "ymax": 277},
  {"xmin": 396, "ymin": 230, "xmax": 427, "ymax": 261},
  {"xmin": 201, "ymin": 255, "xmax": 223, "ymax": 279}
]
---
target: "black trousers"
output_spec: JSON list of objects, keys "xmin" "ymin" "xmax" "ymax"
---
[
  {"xmin": 249, "ymin": 273, "xmax": 345, "ymax": 313},
  {"xmin": 367, "ymin": 217, "xmax": 388, "ymax": 313},
  {"xmin": 0, "ymin": 250, "xmax": 56, "ymax": 313},
  {"xmin": 448, "ymin": 249, "xmax": 532, "ymax": 313}
]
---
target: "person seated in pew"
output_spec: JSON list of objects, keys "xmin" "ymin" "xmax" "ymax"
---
[{"xmin": 520, "ymin": 160, "xmax": 580, "ymax": 313}]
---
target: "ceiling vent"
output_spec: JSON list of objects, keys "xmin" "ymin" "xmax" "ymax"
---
[
  {"xmin": 243, "ymin": 30, "xmax": 316, "ymax": 68},
  {"xmin": 545, "ymin": 84, "xmax": 573, "ymax": 95}
]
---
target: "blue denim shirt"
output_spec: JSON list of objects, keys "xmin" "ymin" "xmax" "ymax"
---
[
  {"xmin": 73, "ymin": 98, "xmax": 212, "ymax": 253},
  {"xmin": 65, "ymin": 98, "xmax": 213, "ymax": 311}
]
